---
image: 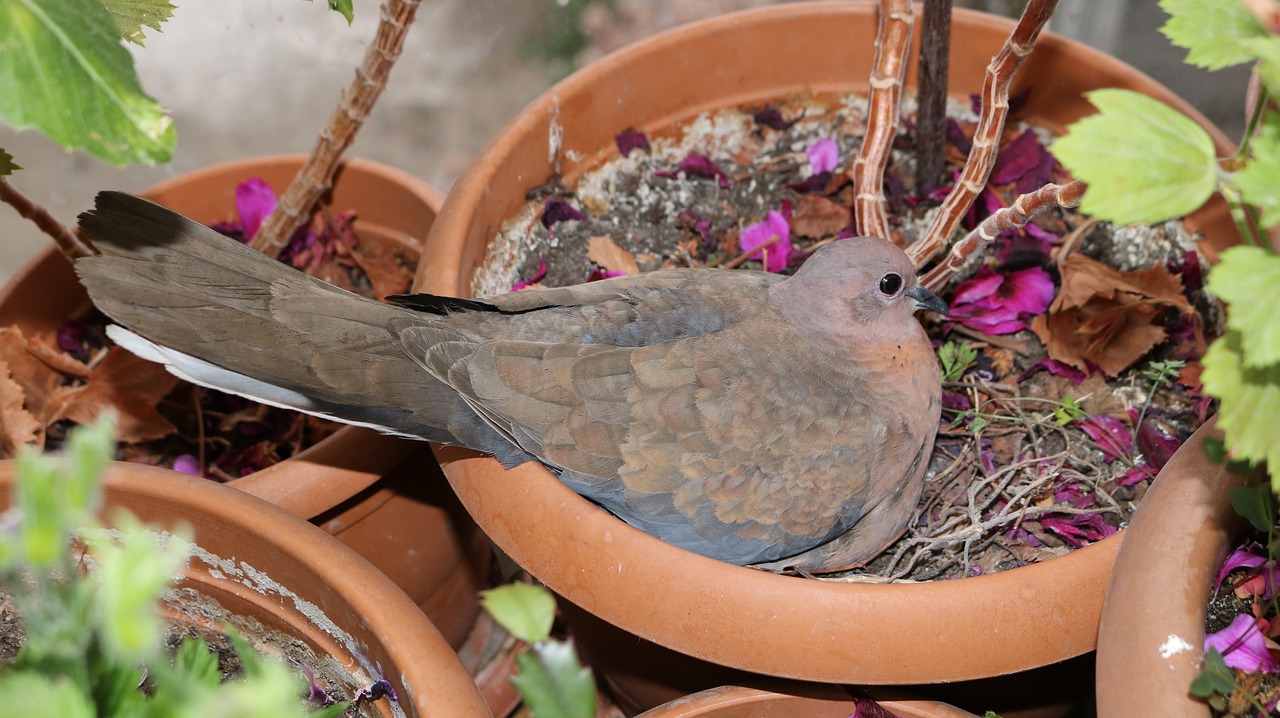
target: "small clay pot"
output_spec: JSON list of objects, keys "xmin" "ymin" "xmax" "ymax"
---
[
  {"xmin": 0, "ymin": 460, "xmax": 492, "ymax": 717},
  {"xmin": 0, "ymin": 155, "xmax": 489, "ymax": 648},
  {"xmin": 1095, "ymin": 417, "xmax": 1251, "ymax": 718},
  {"xmin": 416, "ymin": 2, "xmax": 1236, "ymax": 714}
]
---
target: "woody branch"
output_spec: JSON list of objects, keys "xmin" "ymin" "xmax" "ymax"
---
[
  {"xmin": 251, "ymin": 0, "xmax": 422, "ymax": 257},
  {"xmin": 920, "ymin": 179, "xmax": 1084, "ymax": 292},
  {"xmin": 851, "ymin": 0, "xmax": 913, "ymax": 240},
  {"xmin": 907, "ymin": 0, "xmax": 1060, "ymax": 268}
]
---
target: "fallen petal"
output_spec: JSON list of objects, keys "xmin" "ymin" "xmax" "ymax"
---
[
  {"xmin": 1205, "ymin": 613, "xmax": 1280, "ymax": 672},
  {"xmin": 235, "ymin": 178, "xmax": 278, "ymax": 240},
  {"xmin": 806, "ymin": 137, "xmax": 839, "ymax": 174},
  {"xmin": 739, "ymin": 210, "xmax": 793, "ymax": 273},
  {"xmin": 615, "ymin": 128, "xmax": 651, "ymax": 157}
]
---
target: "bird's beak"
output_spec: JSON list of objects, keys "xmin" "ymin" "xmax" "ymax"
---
[{"xmin": 907, "ymin": 285, "xmax": 949, "ymax": 315}]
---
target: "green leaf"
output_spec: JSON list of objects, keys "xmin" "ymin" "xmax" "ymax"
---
[
  {"xmin": 0, "ymin": 671, "xmax": 95, "ymax": 718},
  {"xmin": 1052, "ymin": 89, "xmax": 1218, "ymax": 226},
  {"xmin": 938, "ymin": 340, "xmax": 977, "ymax": 382},
  {"xmin": 305, "ymin": 0, "xmax": 353, "ymax": 24},
  {"xmin": 1054, "ymin": 395, "xmax": 1085, "ymax": 426},
  {"xmin": 1201, "ymin": 331, "xmax": 1280, "ymax": 480},
  {"xmin": 173, "ymin": 635, "xmax": 222, "ymax": 688},
  {"xmin": 0, "ymin": 147, "xmax": 19, "ymax": 175},
  {"xmin": 1246, "ymin": 35, "xmax": 1280, "ymax": 99},
  {"xmin": 1233, "ymin": 133, "xmax": 1280, "ymax": 229},
  {"xmin": 1230, "ymin": 485, "xmax": 1276, "ymax": 533},
  {"xmin": 513, "ymin": 641, "xmax": 596, "ymax": 718},
  {"xmin": 1205, "ymin": 246, "xmax": 1280, "ymax": 367},
  {"xmin": 100, "ymin": 0, "xmax": 174, "ymax": 46},
  {"xmin": 1190, "ymin": 646, "xmax": 1237, "ymax": 698},
  {"xmin": 481, "ymin": 583, "xmax": 557, "ymax": 644},
  {"xmin": 1159, "ymin": 0, "xmax": 1268, "ymax": 70},
  {"xmin": 0, "ymin": 0, "xmax": 176, "ymax": 166}
]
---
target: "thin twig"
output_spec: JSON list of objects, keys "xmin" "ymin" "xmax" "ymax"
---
[
  {"xmin": 251, "ymin": 0, "xmax": 423, "ymax": 257},
  {"xmin": 851, "ymin": 0, "xmax": 914, "ymax": 240},
  {"xmin": 910, "ymin": 0, "xmax": 1061, "ymax": 265},
  {"xmin": 920, "ymin": 179, "xmax": 1084, "ymax": 289},
  {"xmin": 915, "ymin": 0, "xmax": 953, "ymax": 190},
  {"xmin": 0, "ymin": 178, "xmax": 95, "ymax": 259}
]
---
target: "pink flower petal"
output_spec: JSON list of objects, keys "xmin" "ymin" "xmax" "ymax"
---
[
  {"xmin": 753, "ymin": 107, "xmax": 798, "ymax": 131},
  {"xmin": 540, "ymin": 199, "xmax": 586, "ymax": 233},
  {"xmin": 1206, "ymin": 614, "xmax": 1280, "ymax": 672},
  {"xmin": 1019, "ymin": 358, "xmax": 1088, "ymax": 385},
  {"xmin": 950, "ymin": 266, "xmax": 1004, "ymax": 306},
  {"xmin": 998, "ymin": 266, "xmax": 1055, "ymax": 315},
  {"xmin": 739, "ymin": 210, "xmax": 792, "ymax": 273},
  {"xmin": 615, "ymin": 128, "xmax": 650, "ymax": 157},
  {"xmin": 655, "ymin": 153, "xmax": 732, "ymax": 188},
  {"xmin": 235, "ymin": 178, "xmax": 277, "ymax": 240},
  {"xmin": 991, "ymin": 129, "xmax": 1047, "ymax": 185},
  {"xmin": 806, "ymin": 137, "xmax": 839, "ymax": 174},
  {"xmin": 1075, "ymin": 415, "xmax": 1133, "ymax": 463},
  {"xmin": 1136, "ymin": 424, "xmax": 1182, "ymax": 470},
  {"xmin": 511, "ymin": 258, "xmax": 548, "ymax": 292},
  {"xmin": 173, "ymin": 454, "xmax": 201, "ymax": 477}
]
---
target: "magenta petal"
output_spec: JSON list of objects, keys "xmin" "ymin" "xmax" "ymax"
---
[
  {"xmin": 753, "ymin": 107, "xmax": 797, "ymax": 131},
  {"xmin": 1136, "ymin": 424, "xmax": 1182, "ymax": 470},
  {"xmin": 806, "ymin": 137, "xmax": 839, "ymax": 174},
  {"xmin": 615, "ymin": 128, "xmax": 651, "ymax": 157},
  {"xmin": 990, "ymin": 129, "xmax": 1047, "ymax": 185},
  {"xmin": 999, "ymin": 266, "xmax": 1055, "ymax": 315},
  {"xmin": 655, "ymin": 153, "xmax": 732, "ymax": 188},
  {"xmin": 1206, "ymin": 614, "xmax": 1280, "ymax": 672},
  {"xmin": 950, "ymin": 266, "xmax": 1003, "ymax": 306},
  {"xmin": 1117, "ymin": 464, "xmax": 1155, "ymax": 486},
  {"xmin": 235, "ymin": 178, "xmax": 277, "ymax": 240},
  {"xmin": 540, "ymin": 199, "xmax": 586, "ymax": 231},
  {"xmin": 511, "ymin": 258, "xmax": 548, "ymax": 292},
  {"xmin": 588, "ymin": 268, "xmax": 628, "ymax": 282},
  {"xmin": 173, "ymin": 454, "xmax": 201, "ymax": 477},
  {"xmin": 1216, "ymin": 545, "xmax": 1269, "ymax": 592},
  {"xmin": 739, "ymin": 210, "xmax": 792, "ymax": 273},
  {"xmin": 1075, "ymin": 415, "xmax": 1133, "ymax": 463}
]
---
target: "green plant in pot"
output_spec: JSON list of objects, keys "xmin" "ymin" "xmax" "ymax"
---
[
  {"xmin": 1052, "ymin": 0, "xmax": 1280, "ymax": 715},
  {"xmin": 0, "ymin": 2, "xmax": 494, "ymax": 650},
  {"xmin": 0, "ymin": 416, "xmax": 348, "ymax": 717}
]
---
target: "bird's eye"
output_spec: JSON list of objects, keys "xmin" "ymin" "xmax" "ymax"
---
[{"xmin": 879, "ymin": 273, "xmax": 903, "ymax": 296}]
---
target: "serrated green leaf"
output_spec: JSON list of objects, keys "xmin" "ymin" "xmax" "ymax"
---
[
  {"xmin": 173, "ymin": 635, "xmax": 222, "ymax": 688},
  {"xmin": 100, "ymin": 0, "xmax": 174, "ymax": 46},
  {"xmin": 513, "ymin": 641, "xmax": 596, "ymax": 718},
  {"xmin": 1205, "ymin": 246, "xmax": 1280, "ymax": 367},
  {"xmin": 1201, "ymin": 331, "xmax": 1280, "ymax": 481},
  {"xmin": 481, "ymin": 583, "xmax": 557, "ymax": 644},
  {"xmin": 0, "ymin": 147, "xmax": 19, "ymax": 175},
  {"xmin": 1160, "ymin": 0, "xmax": 1268, "ymax": 70},
  {"xmin": 0, "ymin": 0, "xmax": 175, "ymax": 166},
  {"xmin": 304, "ymin": 0, "xmax": 353, "ymax": 24},
  {"xmin": 1052, "ymin": 89, "xmax": 1218, "ymax": 226},
  {"xmin": 1247, "ymin": 35, "xmax": 1280, "ymax": 99},
  {"xmin": 1233, "ymin": 134, "xmax": 1280, "ymax": 229}
]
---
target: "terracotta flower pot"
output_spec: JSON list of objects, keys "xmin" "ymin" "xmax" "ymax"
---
[
  {"xmin": 415, "ymin": 2, "xmax": 1235, "ymax": 712},
  {"xmin": 1094, "ymin": 417, "xmax": 1251, "ymax": 718},
  {"xmin": 635, "ymin": 685, "xmax": 979, "ymax": 718},
  {"xmin": 0, "ymin": 459, "xmax": 492, "ymax": 717},
  {"xmin": 0, "ymin": 155, "xmax": 490, "ymax": 648}
]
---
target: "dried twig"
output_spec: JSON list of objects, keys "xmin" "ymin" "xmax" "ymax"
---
[
  {"xmin": 909, "ymin": 0, "xmax": 1060, "ymax": 266},
  {"xmin": 0, "ymin": 178, "xmax": 95, "ymax": 260},
  {"xmin": 851, "ymin": 0, "xmax": 914, "ymax": 240},
  {"xmin": 920, "ymin": 179, "xmax": 1084, "ymax": 291},
  {"xmin": 251, "ymin": 0, "xmax": 422, "ymax": 257}
]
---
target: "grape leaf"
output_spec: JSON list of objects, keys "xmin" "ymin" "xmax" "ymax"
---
[
  {"xmin": 1159, "ymin": 0, "xmax": 1268, "ymax": 70},
  {"xmin": 0, "ymin": 0, "xmax": 175, "ymax": 166},
  {"xmin": 1246, "ymin": 35, "xmax": 1280, "ymax": 107},
  {"xmin": 0, "ymin": 147, "xmax": 18, "ymax": 175},
  {"xmin": 1205, "ymin": 246, "xmax": 1280, "ymax": 367},
  {"xmin": 1234, "ymin": 129, "xmax": 1280, "ymax": 228},
  {"xmin": 100, "ymin": 0, "xmax": 173, "ymax": 46},
  {"xmin": 1052, "ymin": 89, "xmax": 1218, "ymax": 226},
  {"xmin": 480, "ymin": 582, "xmax": 556, "ymax": 644},
  {"xmin": 1201, "ymin": 330, "xmax": 1280, "ymax": 482}
]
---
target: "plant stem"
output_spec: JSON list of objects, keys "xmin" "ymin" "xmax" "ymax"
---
[
  {"xmin": 0, "ymin": 178, "xmax": 95, "ymax": 260},
  {"xmin": 916, "ymin": 0, "xmax": 953, "ymax": 191},
  {"xmin": 250, "ymin": 0, "xmax": 423, "ymax": 257},
  {"xmin": 851, "ymin": 0, "xmax": 914, "ymax": 240}
]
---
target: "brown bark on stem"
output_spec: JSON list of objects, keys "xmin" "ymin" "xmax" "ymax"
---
[
  {"xmin": 916, "ymin": 0, "xmax": 952, "ymax": 191},
  {"xmin": 908, "ymin": 0, "xmax": 1060, "ymax": 268},
  {"xmin": 851, "ymin": 0, "xmax": 914, "ymax": 241},
  {"xmin": 920, "ymin": 179, "xmax": 1084, "ymax": 291},
  {"xmin": 0, "ymin": 178, "xmax": 95, "ymax": 260},
  {"xmin": 250, "ymin": 0, "xmax": 422, "ymax": 257}
]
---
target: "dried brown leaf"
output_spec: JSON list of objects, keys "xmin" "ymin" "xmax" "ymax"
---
[
  {"xmin": 0, "ymin": 327, "xmax": 68, "ymax": 427},
  {"xmin": 790, "ymin": 194, "xmax": 851, "ymax": 239},
  {"xmin": 1052, "ymin": 254, "xmax": 1190, "ymax": 312},
  {"xmin": 26, "ymin": 333, "xmax": 90, "ymax": 378},
  {"xmin": 587, "ymin": 235, "xmax": 640, "ymax": 275},
  {"xmin": 0, "ymin": 358, "xmax": 40, "ymax": 457},
  {"xmin": 351, "ymin": 236, "xmax": 416, "ymax": 300},
  {"xmin": 58, "ymin": 347, "xmax": 179, "ymax": 443}
]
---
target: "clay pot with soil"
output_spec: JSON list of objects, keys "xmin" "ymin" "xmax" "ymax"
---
[
  {"xmin": 634, "ymin": 685, "xmax": 980, "ymax": 718},
  {"xmin": 0, "ymin": 155, "xmax": 490, "ymax": 649},
  {"xmin": 0, "ymin": 458, "xmax": 493, "ymax": 718},
  {"xmin": 417, "ymin": 2, "xmax": 1236, "ymax": 714}
]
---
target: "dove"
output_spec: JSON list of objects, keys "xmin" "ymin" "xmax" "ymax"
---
[{"xmin": 74, "ymin": 191, "xmax": 945, "ymax": 571}]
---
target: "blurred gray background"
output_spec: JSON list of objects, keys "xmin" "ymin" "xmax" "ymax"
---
[{"xmin": 0, "ymin": 0, "xmax": 1250, "ymax": 285}]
